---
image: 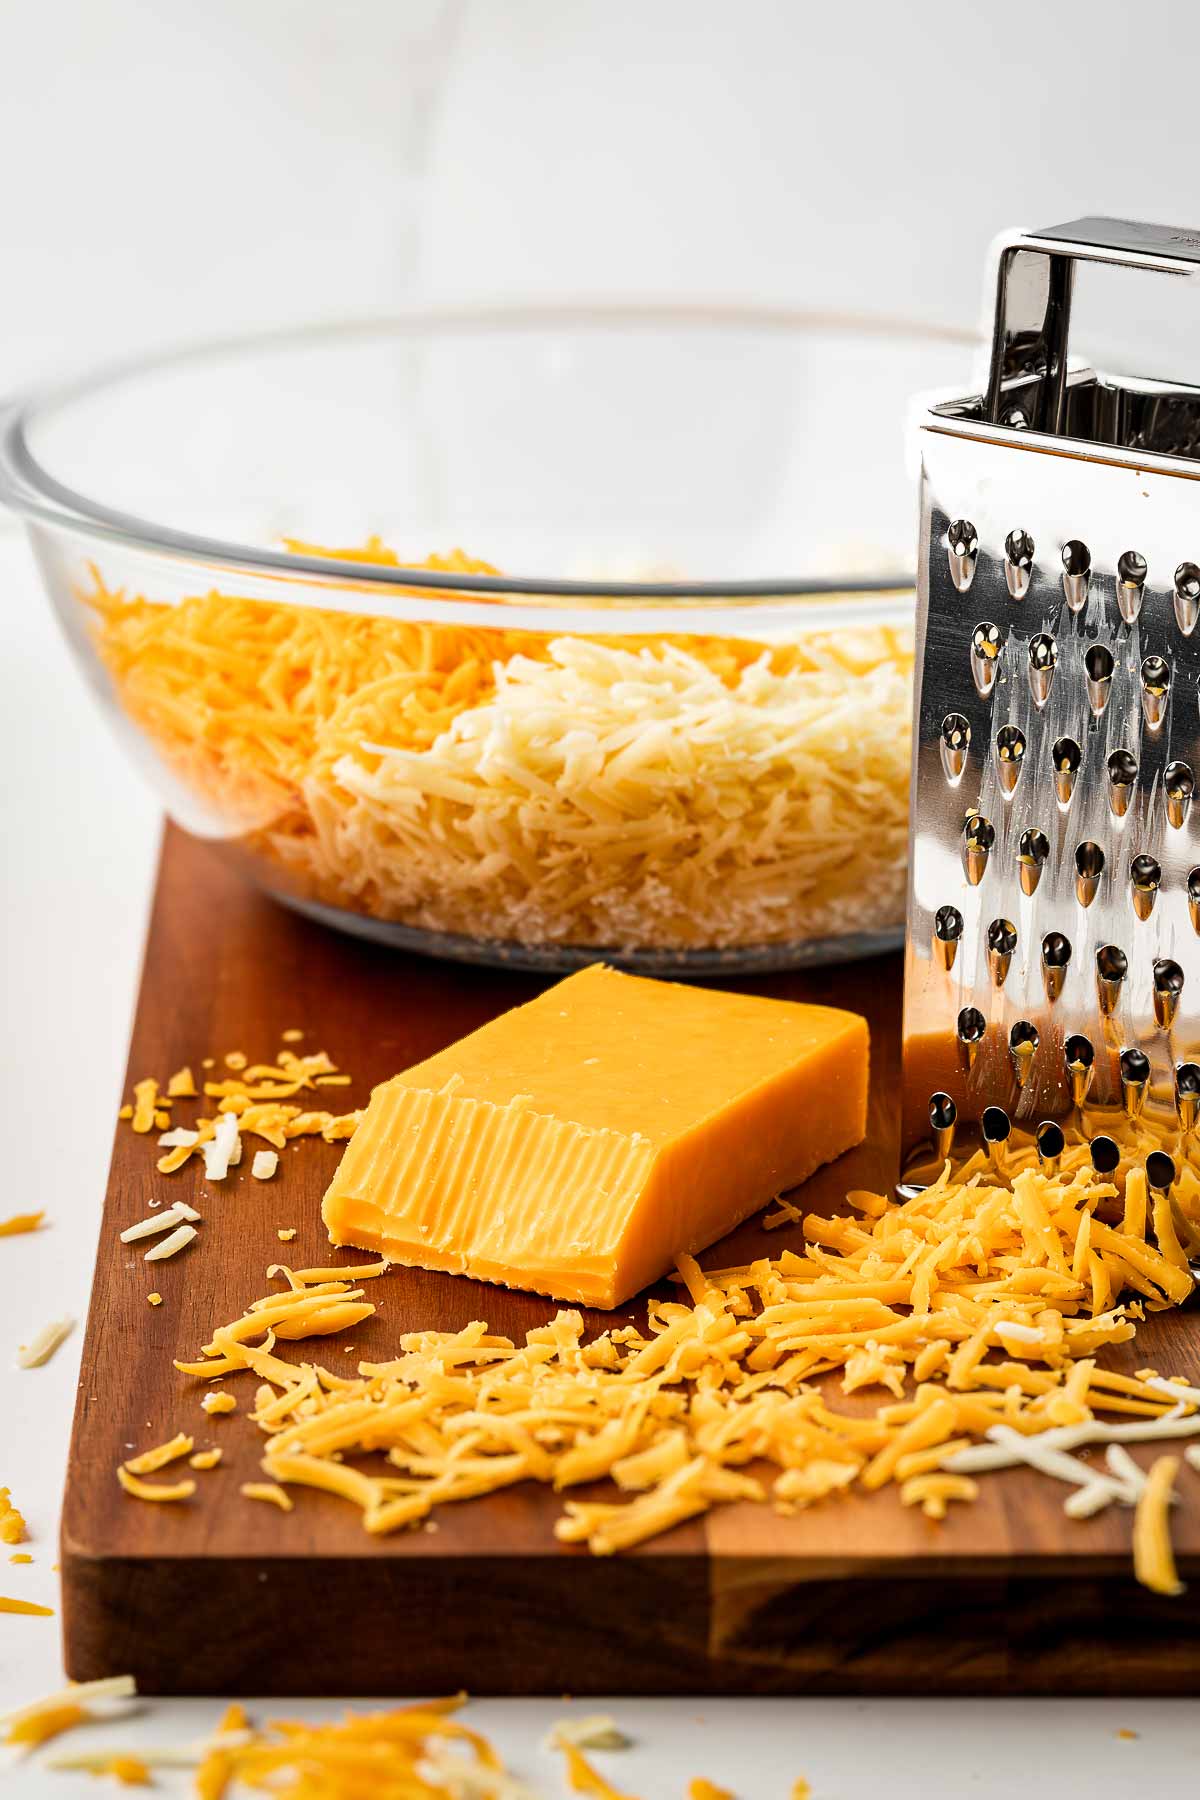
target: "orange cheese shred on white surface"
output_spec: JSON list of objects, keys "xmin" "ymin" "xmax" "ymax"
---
[{"xmin": 170, "ymin": 1160, "xmax": 1198, "ymax": 1579}]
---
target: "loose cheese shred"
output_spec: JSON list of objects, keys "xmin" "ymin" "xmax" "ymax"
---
[
  {"xmin": 277, "ymin": 1228, "xmax": 297, "ymax": 1242},
  {"xmin": 130, "ymin": 1078, "xmax": 158, "ymax": 1133},
  {"xmin": 0, "ymin": 1212, "xmax": 44, "ymax": 1237},
  {"xmin": 116, "ymin": 1466, "xmax": 196, "ymax": 1503},
  {"xmin": 124, "ymin": 1432, "xmax": 194, "ymax": 1476},
  {"xmin": 900, "ymin": 1472, "xmax": 979, "ymax": 1519},
  {"xmin": 9, "ymin": 1553, "xmax": 32, "ymax": 1565},
  {"xmin": 549, "ymin": 1717, "xmax": 631, "ymax": 1752},
  {"xmin": 252, "ymin": 1150, "xmax": 279, "ymax": 1180},
  {"xmin": 189, "ymin": 1448, "xmax": 222, "ymax": 1470},
  {"xmin": 167, "ymin": 1065, "xmax": 197, "ymax": 1097},
  {"xmin": 144, "ymin": 1224, "xmax": 198, "ymax": 1262},
  {"xmin": 201, "ymin": 1391, "xmax": 237, "ymax": 1415},
  {"xmin": 560, "ymin": 1742, "xmax": 639, "ymax": 1800},
  {"xmin": 1133, "ymin": 1455, "xmax": 1185, "ymax": 1597},
  {"xmin": 15, "ymin": 1316, "xmax": 74, "ymax": 1368},
  {"xmin": 147, "ymin": 1293, "xmax": 163, "ymax": 1307},
  {"xmin": 0, "ymin": 1488, "xmax": 26, "ymax": 1545},
  {"xmin": 120, "ymin": 1201, "xmax": 200, "ymax": 1242},
  {"xmin": 240, "ymin": 1481, "xmax": 293, "ymax": 1512},
  {"xmin": 0, "ymin": 1595, "xmax": 54, "ymax": 1615},
  {"xmin": 688, "ymin": 1782, "xmax": 735, "ymax": 1800},
  {"xmin": 4, "ymin": 1701, "xmax": 87, "ymax": 1747}
]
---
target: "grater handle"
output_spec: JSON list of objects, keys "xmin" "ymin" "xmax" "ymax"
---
[{"xmin": 985, "ymin": 215, "xmax": 1200, "ymax": 430}]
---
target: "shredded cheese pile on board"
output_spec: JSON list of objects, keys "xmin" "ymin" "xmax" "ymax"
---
[
  {"xmin": 168, "ymin": 1164, "xmax": 1198, "ymax": 1575},
  {"xmin": 87, "ymin": 547, "xmax": 914, "ymax": 951}
]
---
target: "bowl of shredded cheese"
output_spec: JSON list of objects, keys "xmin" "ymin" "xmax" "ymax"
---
[{"xmin": 0, "ymin": 307, "xmax": 973, "ymax": 969}]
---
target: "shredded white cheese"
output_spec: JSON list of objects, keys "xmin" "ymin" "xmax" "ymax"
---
[
  {"xmin": 157, "ymin": 1127, "xmax": 199, "ymax": 1149},
  {"xmin": 15, "ymin": 1317, "xmax": 74, "ymax": 1369},
  {"xmin": 201, "ymin": 1110, "xmax": 242, "ymax": 1181},
  {"xmin": 993, "ymin": 1320, "xmax": 1046, "ymax": 1346},
  {"xmin": 252, "ymin": 1150, "xmax": 279, "ymax": 1180},
  {"xmin": 144, "ymin": 1224, "xmax": 198, "ymax": 1263},
  {"xmin": 1, "ymin": 1674, "xmax": 136, "ymax": 1729},
  {"xmin": 119, "ymin": 1201, "xmax": 201, "ymax": 1242}
]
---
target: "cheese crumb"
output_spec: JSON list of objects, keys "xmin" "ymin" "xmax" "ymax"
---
[
  {"xmin": 117, "ymin": 1105, "xmax": 133, "ymax": 1120},
  {"xmin": 130, "ymin": 1078, "xmax": 158, "ymax": 1134},
  {"xmin": 277, "ymin": 1228, "xmax": 297, "ymax": 1242},
  {"xmin": 252, "ymin": 1150, "xmax": 279, "ymax": 1181},
  {"xmin": 201, "ymin": 1391, "xmax": 237, "ymax": 1416},
  {"xmin": 147, "ymin": 1293, "xmax": 163, "ymax": 1307},
  {"xmin": 0, "ymin": 1488, "xmax": 27, "ymax": 1545},
  {"xmin": 8, "ymin": 1553, "xmax": 32, "ymax": 1564},
  {"xmin": 281, "ymin": 1028, "xmax": 304, "ymax": 1042},
  {"xmin": 166, "ymin": 1066, "xmax": 197, "ymax": 1098},
  {"xmin": 189, "ymin": 1448, "xmax": 222, "ymax": 1470},
  {"xmin": 225, "ymin": 1051, "xmax": 248, "ymax": 1070}
]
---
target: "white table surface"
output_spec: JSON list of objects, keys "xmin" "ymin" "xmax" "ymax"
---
[{"xmin": 1, "ymin": 526, "xmax": 1193, "ymax": 1793}]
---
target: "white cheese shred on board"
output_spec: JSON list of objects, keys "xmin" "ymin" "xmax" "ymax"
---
[
  {"xmin": 252, "ymin": 1149, "xmax": 279, "ymax": 1180},
  {"xmin": 119, "ymin": 1201, "xmax": 200, "ymax": 1242},
  {"xmin": 169, "ymin": 1162, "xmax": 1200, "ymax": 1590},
  {"xmin": 1133, "ymin": 1455, "xmax": 1185, "ymax": 1597},
  {"xmin": 202, "ymin": 1111, "xmax": 242, "ymax": 1181},
  {"xmin": 144, "ymin": 1223, "xmax": 198, "ymax": 1263},
  {"xmin": 15, "ymin": 1317, "xmax": 74, "ymax": 1369}
]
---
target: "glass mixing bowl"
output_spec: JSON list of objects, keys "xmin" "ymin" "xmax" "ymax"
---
[{"xmin": 0, "ymin": 307, "xmax": 973, "ymax": 971}]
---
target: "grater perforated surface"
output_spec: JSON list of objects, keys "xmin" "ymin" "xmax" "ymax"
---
[{"xmin": 902, "ymin": 219, "xmax": 1200, "ymax": 1191}]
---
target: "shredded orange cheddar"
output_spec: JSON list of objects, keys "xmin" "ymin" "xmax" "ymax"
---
[
  {"xmin": 4, "ymin": 1701, "xmax": 87, "ymax": 1747},
  {"xmin": 0, "ymin": 1595, "xmax": 53, "ymax": 1615},
  {"xmin": 116, "ymin": 1467, "xmax": 195, "ymax": 1504},
  {"xmin": 560, "ymin": 1741, "xmax": 640, "ymax": 1800},
  {"xmin": 0, "ymin": 1211, "xmax": 44, "ymax": 1238}
]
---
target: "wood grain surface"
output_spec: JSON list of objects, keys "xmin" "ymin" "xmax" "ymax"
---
[{"xmin": 61, "ymin": 825, "xmax": 1200, "ymax": 1695}]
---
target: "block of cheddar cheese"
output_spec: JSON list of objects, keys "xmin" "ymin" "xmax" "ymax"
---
[{"xmin": 322, "ymin": 965, "xmax": 869, "ymax": 1309}]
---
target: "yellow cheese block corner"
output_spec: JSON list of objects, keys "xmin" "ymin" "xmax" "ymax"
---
[{"xmin": 322, "ymin": 965, "xmax": 868, "ymax": 1309}]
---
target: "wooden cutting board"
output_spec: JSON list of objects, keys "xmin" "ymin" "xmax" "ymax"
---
[{"xmin": 61, "ymin": 825, "xmax": 1200, "ymax": 1696}]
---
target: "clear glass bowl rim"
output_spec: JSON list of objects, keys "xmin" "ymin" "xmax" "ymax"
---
[{"xmin": 0, "ymin": 302, "xmax": 973, "ymax": 609}]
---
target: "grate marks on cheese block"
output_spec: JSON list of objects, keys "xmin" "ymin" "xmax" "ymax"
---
[{"xmin": 323, "ymin": 966, "xmax": 868, "ymax": 1308}]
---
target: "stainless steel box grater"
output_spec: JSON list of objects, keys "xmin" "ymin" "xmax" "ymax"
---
[{"xmin": 902, "ymin": 217, "xmax": 1200, "ymax": 1188}]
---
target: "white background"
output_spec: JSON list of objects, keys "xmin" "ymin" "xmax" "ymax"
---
[{"xmin": 3, "ymin": 0, "xmax": 1199, "ymax": 1789}]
